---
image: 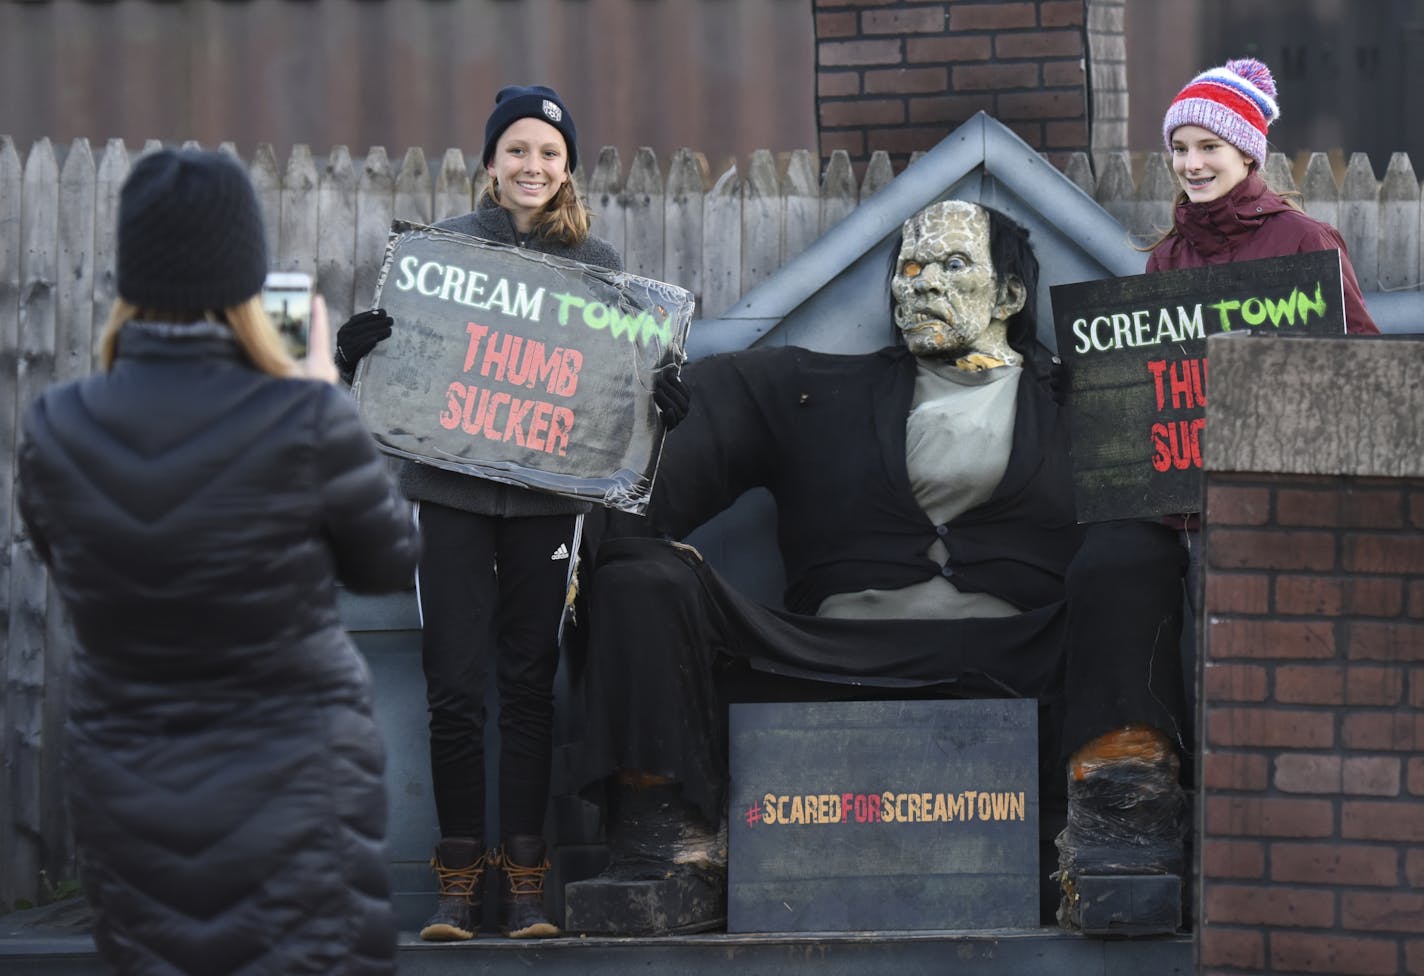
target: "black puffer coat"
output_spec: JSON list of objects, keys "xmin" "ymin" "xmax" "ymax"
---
[{"xmin": 17, "ymin": 321, "xmax": 422, "ymax": 975}]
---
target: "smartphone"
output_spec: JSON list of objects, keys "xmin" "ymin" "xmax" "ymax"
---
[{"xmin": 262, "ymin": 271, "xmax": 313, "ymax": 360}]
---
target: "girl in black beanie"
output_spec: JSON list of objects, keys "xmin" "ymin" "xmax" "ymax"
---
[{"xmin": 334, "ymin": 85, "xmax": 664, "ymax": 942}]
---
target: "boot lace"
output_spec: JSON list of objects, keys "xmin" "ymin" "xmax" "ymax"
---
[
  {"xmin": 500, "ymin": 852, "xmax": 550, "ymax": 897},
  {"xmin": 431, "ymin": 853, "xmax": 486, "ymax": 898}
]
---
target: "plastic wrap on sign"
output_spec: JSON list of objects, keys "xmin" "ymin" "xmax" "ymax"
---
[{"xmin": 353, "ymin": 221, "xmax": 695, "ymax": 514}]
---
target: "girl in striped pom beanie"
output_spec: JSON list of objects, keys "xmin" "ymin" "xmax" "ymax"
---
[
  {"xmin": 1098, "ymin": 61, "xmax": 1380, "ymax": 847},
  {"xmin": 1062, "ymin": 67, "xmax": 1380, "ymax": 916},
  {"xmin": 1162, "ymin": 56, "xmax": 1279, "ymax": 191},
  {"xmin": 1149, "ymin": 56, "xmax": 1378, "ymax": 335}
]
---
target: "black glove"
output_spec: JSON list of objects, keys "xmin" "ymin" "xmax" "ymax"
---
[
  {"xmin": 335, "ymin": 308, "xmax": 393, "ymax": 378},
  {"xmin": 653, "ymin": 365, "xmax": 691, "ymax": 430}
]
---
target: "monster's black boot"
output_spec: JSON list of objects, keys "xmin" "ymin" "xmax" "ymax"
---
[
  {"xmin": 563, "ymin": 776, "xmax": 726, "ymax": 935},
  {"xmin": 1054, "ymin": 726, "xmax": 1187, "ymax": 936}
]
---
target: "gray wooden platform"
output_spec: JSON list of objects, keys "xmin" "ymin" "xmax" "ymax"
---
[{"xmin": 3, "ymin": 925, "xmax": 1191, "ymax": 976}]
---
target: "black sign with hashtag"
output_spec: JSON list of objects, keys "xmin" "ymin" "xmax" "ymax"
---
[{"xmin": 727, "ymin": 698, "xmax": 1039, "ymax": 932}]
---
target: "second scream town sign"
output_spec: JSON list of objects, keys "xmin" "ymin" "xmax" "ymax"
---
[{"xmin": 1051, "ymin": 251, "xmax": 1346, "ymax": 522}]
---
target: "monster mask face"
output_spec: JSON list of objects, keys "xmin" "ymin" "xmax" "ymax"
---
[{"xmin": 891, "ymin": 200, "xmax": 1026, "ymax": 366}]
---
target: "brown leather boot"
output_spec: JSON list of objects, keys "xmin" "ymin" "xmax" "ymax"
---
[
  {"xmin": 419, "ymin": 838, "xmax": 486, "ymax": 941},
  {"xmin": 499, "ymin": 834, "xmax": 559, "ymax": 938}
]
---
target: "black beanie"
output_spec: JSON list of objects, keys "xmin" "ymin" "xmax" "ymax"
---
[
  {"xmin": 117, "ymin": 148, "xmax": 268, "ymax": 312},
  {"xmin": 482, "ymin": 85, "xmax": 579, "ymax": 173}
]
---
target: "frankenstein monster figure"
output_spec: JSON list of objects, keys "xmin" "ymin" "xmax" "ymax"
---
[{"xmin": 568, "ymin": 200, "xmax": 1189, "ymax": 936}]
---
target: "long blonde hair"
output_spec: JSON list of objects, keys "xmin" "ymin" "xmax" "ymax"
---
[
  {"xmin": 99, "ymin": 295, "xmax": 298, "ymax": 377},
  {"xmin": 483, "ymin": 177, "xmax": 593, "ymax": 246}
]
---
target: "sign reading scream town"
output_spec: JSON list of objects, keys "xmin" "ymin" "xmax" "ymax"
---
[
  {"xmin": 1050, "ymin": 251, "xmax": 1345, "ymax": 522},
  {"xmin": 353, "ymin": 221, "xmax": 695, "ymax": 513}
]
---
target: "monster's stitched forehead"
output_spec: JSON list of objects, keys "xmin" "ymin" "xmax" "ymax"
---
[{"xmin": 899, "ymin": 200, "xmax": 989, "ymax": 266}]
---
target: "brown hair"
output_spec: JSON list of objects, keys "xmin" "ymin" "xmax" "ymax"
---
[
  {"xmin": 1138, "ymin": 161, "xmax": 1305, "ymax": 253},
  {"xmin": 483, "ymin": 177, "xmax": 593, "ymax": 247},
  {"xmin": 99, "ymin": 295, "xmax": 298, "ymax": 377}
]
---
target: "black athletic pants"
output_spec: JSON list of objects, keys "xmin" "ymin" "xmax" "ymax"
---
[{"xmin": 417, "ymin": 501, "xmax": 578, "ymax": 841}]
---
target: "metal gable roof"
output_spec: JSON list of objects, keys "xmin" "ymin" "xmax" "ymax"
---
[
  {"xmin": 689, "ymin": 110, "xmax": 1424, "ymax": 357},
  {"xmin": 689, "ymin": 112, "xmax": 1149, "ymax": 360}
]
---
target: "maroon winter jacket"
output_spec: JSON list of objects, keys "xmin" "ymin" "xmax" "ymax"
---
[{"xmin": 1147, "ymin": 170, "xmax": 1379, "ymax": 335}]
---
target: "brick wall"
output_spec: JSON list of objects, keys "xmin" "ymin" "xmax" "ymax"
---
[
  {"xmin": 811, "ymin": 0, "xmax": 1098, "ymax": 172},
  {"xmin": 1201, "ymin": 335, "xmax": 1424, "ymax": 975},
  {"xmin": 1085, "ymin": 0, "xmax": 1127, "ymax": 162}
]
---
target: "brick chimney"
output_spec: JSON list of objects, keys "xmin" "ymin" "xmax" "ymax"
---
[
  {"xmin": 1200, "ymin": 334, "xmax": 1424, "ymax": 973},
  {"xmin": 811, "ymin": 1, "xmax": 1122, "ymax": 172}
]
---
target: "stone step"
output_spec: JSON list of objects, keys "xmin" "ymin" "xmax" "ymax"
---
[{"xmin": 4, "ymin": 927, "xmax": 1191, "ymax": 976}]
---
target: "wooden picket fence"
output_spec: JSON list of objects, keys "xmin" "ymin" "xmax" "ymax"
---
[{"xmin": 1, "ymin": 133, "xmax": 1421, "ymax": 909}]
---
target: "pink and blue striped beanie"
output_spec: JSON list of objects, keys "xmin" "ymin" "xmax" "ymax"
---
[{"xmin": 1162, "ymin": 58, "xmax": 1280, "ymax": 163}]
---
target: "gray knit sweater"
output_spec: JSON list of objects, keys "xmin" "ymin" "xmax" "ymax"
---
[{"xmin": 396, "ymin": 196, "xmax": 623, "ymax": 517}]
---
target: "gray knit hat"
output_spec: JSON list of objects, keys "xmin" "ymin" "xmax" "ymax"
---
[{"xmin": 117, "ymin": 148, "xmax": 268, "ymax": 311}]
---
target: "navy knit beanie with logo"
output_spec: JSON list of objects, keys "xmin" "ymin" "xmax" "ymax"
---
[
  {"xmin": 482, "ymin": 85, "xmax": 579, "ymax": 173},
  {"xmin": 117, "ymin": 148, "xmax": 268, "ymax": 312}
]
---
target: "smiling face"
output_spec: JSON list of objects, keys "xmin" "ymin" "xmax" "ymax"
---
[
  {"xmin": 486, "ymin": 116, "xmax": 571, "ymax": 232},
  {"xmin": 1170, "ymin": 124, "xmax": 1254, "ymax": 203},
  {"xmin": 891, "ymin": 200, "xmax": 1025, "ymax": 362}
]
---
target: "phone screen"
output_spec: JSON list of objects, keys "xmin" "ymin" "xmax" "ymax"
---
[{"xmin": 262, "ymin": 272, "xmax": 312, "ymax": 359}]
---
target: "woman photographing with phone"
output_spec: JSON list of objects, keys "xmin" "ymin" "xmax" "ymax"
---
[{"xmin": 17, "ymin": 148, "xmax": 421, "ymax": 975}]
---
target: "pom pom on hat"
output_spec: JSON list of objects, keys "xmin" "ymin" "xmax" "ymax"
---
[
  {"xmin": 1226, "ymin": 57, "xmax": 1279, "ymax": 101},
  {"xmin": 117, "ymin": 148, "xmax": 268, "ymax": 312},
  {"xmin": 482, "ymin": 84, "xmax": 579, "ymax": 173},
  {"xmin": 1162, "ymin": 57, "xmax": 1280, "ymax": 163}
]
